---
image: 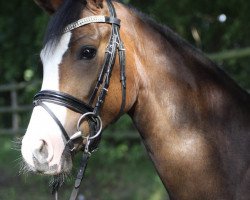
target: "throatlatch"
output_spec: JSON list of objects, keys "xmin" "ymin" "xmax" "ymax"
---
[{"xmin": 33, "ymin": 1, "xmax": 126, "ymax": 200}]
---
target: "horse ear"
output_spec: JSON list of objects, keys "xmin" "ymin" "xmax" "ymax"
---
[
  {"xmin": 34, "ymin": 0, "xmax": 64, "ymax": 14},
  {"xmin": 86, "ymin": 0, "xmax": 104, "ymax": 10}
]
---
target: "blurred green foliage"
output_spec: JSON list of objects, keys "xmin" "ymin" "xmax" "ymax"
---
[
  {"xmin": 0, "ymin": 1, "xmax": 48, "ymax": 83},
  {"xmin": 0, "ymin": 135, "xmax": 168, "ymax": 200}
]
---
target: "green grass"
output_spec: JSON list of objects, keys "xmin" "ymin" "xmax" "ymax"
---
[{"xmin": 0, "ymin": 132, "xmax": 169, "ymax": 200}]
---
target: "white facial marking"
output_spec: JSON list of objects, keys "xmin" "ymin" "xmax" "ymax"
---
[
  {"xmin": 21, "ymin": 32, "xmax": 72, "ymax": 172},
  {"xmin": 41, "ymin": 32, "xmax": 72, "ymax": 91}
]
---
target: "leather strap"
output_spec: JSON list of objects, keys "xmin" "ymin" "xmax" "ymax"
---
[
  {"xmin": 118, "ymin": 41, "xmax": 126, "ymax": 117},
  {"xmin": 64, "ymin": 16, "xmax": 120, "ymax": 33},
  {"xmin": 69, "ymin": 153, "xmax": 90, "ymax": 200},
  {"xmin": 33, "ymin": 100, "xmax": 75, "ymax": 150},
  {"xmin": 34, "ymin": 90, "xmax": 93, "ymax": 114}
]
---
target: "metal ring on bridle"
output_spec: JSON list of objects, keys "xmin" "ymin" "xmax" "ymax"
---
[{"xmin": 77, "ymin": 112, "xmax": 102, "ymax": 140}]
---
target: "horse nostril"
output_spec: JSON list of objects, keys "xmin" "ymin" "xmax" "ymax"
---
[{"xmin": 33, "ymin": 140, "xmax": 49, "ymax": 164}]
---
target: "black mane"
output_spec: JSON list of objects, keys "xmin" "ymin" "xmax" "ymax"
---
[
  {"xmin": 42, "ymin": 0, "xmax": 249, "ymax": 98},
  {"xmin": 43, "ymin": 0, "xmax": 214, "ymax": 65},
  {"xmin": 129, "ymin": 7, "xmax": 250, "ymax": 97},
  {"xmin": 43, "ymin": 0, "xmax": 86, "ymax": 47},
  {"xmin": 43, "ymin": 0, "xmax": 203, "ymax": 56},
  {"xmin": 130, "ymin": 7, "xmax": 215, "ymax": 66}
]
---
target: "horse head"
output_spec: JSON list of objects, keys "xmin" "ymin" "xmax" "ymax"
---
[{"xmin": 21, "ymin": 0, "xmax": 136, "ymax": 176}]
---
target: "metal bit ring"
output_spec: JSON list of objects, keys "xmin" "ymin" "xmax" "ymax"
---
[{"xmin": 77, "ymin": 112, "xmax": 102, "ymax": 140}]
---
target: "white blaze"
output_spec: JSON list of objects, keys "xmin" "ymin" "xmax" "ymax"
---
[{"xmin": 21, "ymin": 32, "xmax": 72, "ymax": 170}]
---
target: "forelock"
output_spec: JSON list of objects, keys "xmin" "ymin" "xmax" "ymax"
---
[{"xmin": 43, "ymin": 0, "xmax": 87, "ymax": 51}]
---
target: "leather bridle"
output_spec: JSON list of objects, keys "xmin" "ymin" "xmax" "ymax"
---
[{"xmin": 33, "ymin": 1, "xmax": 126, "ymax": 199}]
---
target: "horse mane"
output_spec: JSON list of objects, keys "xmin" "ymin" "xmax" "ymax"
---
[
  {"xmin": 129, "ymin": 7, "xmax": 216, "ymax": 66},
  {"xmin": 129, "ymin": 6, "xmax": 250, "ymax": 99},
  {"xmin": 42, "ymin": 0, "xmax": 221, "ymax": 69},
  {"xmin": 42, "ymin": 0, "xmax": 249, "ymax": 98}
]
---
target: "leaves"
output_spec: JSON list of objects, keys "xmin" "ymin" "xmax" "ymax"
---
[{"xmin": 0, "ymin": 1, "xmax": 47, "ymax": 84}]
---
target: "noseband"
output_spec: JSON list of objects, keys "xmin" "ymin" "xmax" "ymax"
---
[{"xmin": 33, "ymin": 1, "xmax": 126, "ymax": 199}]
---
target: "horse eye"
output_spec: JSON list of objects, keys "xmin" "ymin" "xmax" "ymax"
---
[{"xmin": 79, "ymin": 47, "xmax": 97, "ymax": 60}]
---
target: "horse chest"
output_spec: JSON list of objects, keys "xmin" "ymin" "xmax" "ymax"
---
[{"xmin": 145, "ymin": 131, "xmax": 231, "ymax": 200}]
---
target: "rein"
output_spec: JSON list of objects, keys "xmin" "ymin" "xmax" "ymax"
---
[{"xmin": 33, "ymin": 1, "xmax": 126, "ymax": 199}]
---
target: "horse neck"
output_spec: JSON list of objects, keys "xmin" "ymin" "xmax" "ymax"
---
[
  {"xmin": 125, "ymin": 11, "xmax": 250, "ymax": 135},
  {"xmin": 120, "ymin": 5, "xmax": 250, "ymax": 196}
]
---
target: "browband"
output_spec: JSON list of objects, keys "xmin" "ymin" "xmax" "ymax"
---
[{"xmin": 64, "ymin": 15, "xmax": 121, "ymax": 33}]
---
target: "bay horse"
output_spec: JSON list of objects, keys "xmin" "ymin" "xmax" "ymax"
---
[{"xmin": 21, "ymin": 0, "xmax": 250, "ymax": 199}]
